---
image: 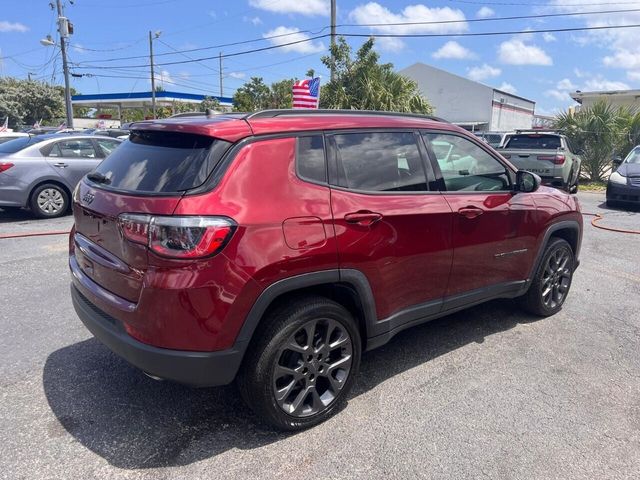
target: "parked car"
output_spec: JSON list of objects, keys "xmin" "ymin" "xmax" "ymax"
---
[
  {"xmin": 474, "ymin": 131, "xmax": 508, "ymax": 148},
  {"xmin": 497, "ymin": 131, "xmax": 581, "ymax": 192},
  {"xmin": 0, "ymin": 134, "xmax": 122, "ymax": 218},
  {"xmin": 0, "ymin": 132, "xmax": 29, "ymax": 145},
  {"xmin": 69, "ymin": 110, "xmax": 583, "ymax": 430},
  {"xmin": 92, "ymin": 128, "xmax": 130, "ymax": 139},
  {"xmin": 607, "ymin": 146, "xmax": 640, "ymax": 207}
]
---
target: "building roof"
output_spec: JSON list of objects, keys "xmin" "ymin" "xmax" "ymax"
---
[
  {"xmin": 570, "ymin": 89, "xmax": 640, "ymax": 104},
  {"xmin": 71, "ymin": 90, "xmax": 233, "ymax": 108},
  {"xmin": 401, "ymin": 62, "xmax": 535, "ymax": 105}
]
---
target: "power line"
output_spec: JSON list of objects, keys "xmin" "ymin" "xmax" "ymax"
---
[
  {"xmin": 75, "ymin": 28, "xmax": 328, "ymax": 65},
  {"xmin": 340, "ymin": 7, "xmax": 640, "ymax": 28},
  {"xmin": 73, "ymin": 23, "xmax": 640, "ymax": 70},
  {"xmin": 73, "ymin": 7, "xmax": 640, "ymax": 67},
  {"xmin": 446, "ymin": 0, "xmax": 640, "ymax": 5},
  {"xmin": 74, "ymin": 34, "xmax": 329, "ymax": 69}
]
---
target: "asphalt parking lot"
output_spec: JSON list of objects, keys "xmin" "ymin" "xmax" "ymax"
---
[{"xmin": 0, "ymin": 191, "xmax": 638, "ymax": 480}]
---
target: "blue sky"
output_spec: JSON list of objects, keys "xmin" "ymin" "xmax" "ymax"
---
[{"xmin": 1, "ymin": 0, "xmax": 639, "ymax": 115}]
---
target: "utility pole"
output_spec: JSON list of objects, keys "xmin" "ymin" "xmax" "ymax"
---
[
  {"xmin": 149, "ymin": 31, "xmax": 156, "ymax": 119},
  {"xmin": 56, "ymin": 0, "xmax": 73, "ymax": 128},
  {"xmin": 219, "ymin": 52, "xmax": 223, "ymax": 98},
  {"xmin": 330, "ymin": 0, "xmax": 336, "ymax": 82}
]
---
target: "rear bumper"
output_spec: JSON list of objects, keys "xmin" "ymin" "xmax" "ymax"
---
[
  {"xmin": 71, "ymin": 283, "xmax": 244, "ymax": 387},
  {"xmin": 606, "ymin": 182, "xmax": 640, "ymax": 204},
  {"xmin": 540, "ymin": 176, "xmax": 567, "ymax": 188}
]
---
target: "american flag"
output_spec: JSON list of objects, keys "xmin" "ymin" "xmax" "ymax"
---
[
  {"xmin": 292, "ymin": 77, "xmax": 320, "ymax": 109},
  {"xmin": 0, "ymin": 117, "xmax": 7, "ymax": 132}
]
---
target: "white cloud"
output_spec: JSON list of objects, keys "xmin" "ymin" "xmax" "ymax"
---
[
  {"xmin": 243, "ymin": 16, "xmax": 263, "ymax": 26},
  {"xmin": 574, "ymin": 68, "xmax": 586, "ymax": 78},
  {"xmin": 545, "ymin": 89, "xmax": 571, "ymax": 102},
  {"xmin": 627, "ymin": 71, "xmax": 640, "ymax": 81},
  {"xmin": 0, "ymin": 21, "xmax": 28, "ymax": 33},
  {"xmin": 249, "ymin": 0, "xmax": 328, "ymax": 16},
  {"xmin": 498, "ymin": 39, "xmax": 552, "ymax": 66},
  {"xmin": 432, "ymin": 41, "xmax": 476, "ymax": 60},
  {"xmin": 498, "ymin": 82, "xmax": 517, "ymax": 94},
  {"xmin": 542, "ymin": 32, "xmax": 557, "ymax": 42},
  {"xmin": 584, "ymin": 78, "xmax": 630, "ymax": 91},
  {"xmin": 153, "ymin": 70, "xmax": 174, "ymax": 88},
  {"xmin": 476, "ymin": 6, "xmax": 495, "ymax": 18},
  {"xmin": 603, "ymin": 50, "xmax": 640, "ymax": 70},
  {"xmin": 263, "ymin": 26, "xmax": 325, "ymax": 54},
  {"xmin": 550, "ymin": 0, "xmax": 640, "ymax": 79},
  {"xmin": 228, "ymin": 72, "xmax": 246, "ymax": 79},
  {"xmin": 177, "ymin": 71, "xmax": 191, "ymax": 80},
  {"xmin": 374, "ymin": 36, "xmax": 405, "ymax": 52},
  {"xmin": 349, "ymin": 2, "xmax": 468, "ymax": 34},
  {"xmin": 467, "ymin": 64, "xmax": 501, "ymax": 82},
  {"xmin": 72, "ymin": 43, "xmax": 87, "ymax": 54},
  {"xmin": 557, "ymin": 78, "xmax": 577, "ymax": 91}
]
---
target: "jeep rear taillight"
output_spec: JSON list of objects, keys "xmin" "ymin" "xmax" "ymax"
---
[
  {"xmin": 0, "ymin": 162, "xmax": 14, "ymax": 173},
  {"xmin": 117, "ymin": 214, "xmax": 235, "ymax": 259},
  {"xmin": 537, "ymin": 154, "xmax": 565, "ymax": 165}
]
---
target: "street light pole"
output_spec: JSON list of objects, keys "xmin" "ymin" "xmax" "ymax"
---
[
  {"xmin": 56, "ymin": 0, "xmax": 73, "ymax": 128},
  {"xmin": 149, "ymin": 30, "xmax": 156, "ymax": 119}
]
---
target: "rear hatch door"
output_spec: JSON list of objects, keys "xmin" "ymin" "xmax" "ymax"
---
[
  {"xmin": 499, "ymin": 134, "xmax": 564, "ymax": 176},
  {"xmin": 72, "ymin": 129, "xmax": 231, "ymax": 303}
]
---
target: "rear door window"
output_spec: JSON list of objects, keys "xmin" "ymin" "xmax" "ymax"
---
[
  {"xmin": 95, "ymin": 138, "xmax": 121, "ymax": 157},
  {"xmin": 297, "ymin": 135, "xmax": 326, "ymax": 183},
  {"xmin": 504, "ymin": 135, "xmax": 561, "ymax": 149},
  {"xmin": 331, "ymin": 132, "xmax": 428, "ymax": 192},
  {"xmin": 90, "ymin": 130, "xmax": 230, "ymax": 193},
  {"xmin": 48, "ymin": 139, "xmax": 97, "ymax": 158}
]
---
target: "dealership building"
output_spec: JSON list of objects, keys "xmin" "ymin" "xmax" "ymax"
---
[{"xmin": 400, "ymin": 62, "xmax": 535, "ymax": 132}]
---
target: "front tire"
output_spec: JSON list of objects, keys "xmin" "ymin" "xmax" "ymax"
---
[
  {"xmin": 520, "ymin": 237, "xmax": 575, "ymax": 316},
  {"xmin": 29, "ymin": 183, "xmax": 69, "ymax": 218},
  {"xmin": 237, "ymin": 295, "xmax": 361, "ymax": 431}
]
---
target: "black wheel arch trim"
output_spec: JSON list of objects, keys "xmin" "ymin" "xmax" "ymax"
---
[{"xmin": 526, "ymin": 220, "xmax": 582, "ymax": 284}]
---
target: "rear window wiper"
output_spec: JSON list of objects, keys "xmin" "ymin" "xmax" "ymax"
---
[{"xmin": 87, "ymin": 172, "xmax": 111, "ymax": 184}]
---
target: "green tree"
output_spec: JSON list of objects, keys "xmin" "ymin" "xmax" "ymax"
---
[
  {"xmin": 318, "ymin": 37, "xmax": 433, "ymax": 114},
  {"xmin": 0, "ymin": 78, "xmax": 65, "ymax": 128},
  {"xmin": 200, "ymin": 96, "xmax": 221, "ymax": 112},
  {"xmin": 233, "ymin": 77, "xmax": 271, "ymax": 111},
  {"xmin": 268, "ymin": 78, "xmax": 294, "ymax": 109},
  {"xmin": 232, "ymin": 77, "xmax": 295, "ymax": 111},
  {"xmin": 554, "ymin": 101, "xmax": 620, "ymax": 181}
]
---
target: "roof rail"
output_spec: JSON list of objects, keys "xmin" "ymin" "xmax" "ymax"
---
[
  {"xmin": 514, "ymin": 128, "xmax": 561, "ymax": 134},
  {"xmin": 245, "ymin": 109, "xmax": 449, "ymax": 123}
]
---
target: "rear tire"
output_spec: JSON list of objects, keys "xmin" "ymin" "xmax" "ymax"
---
[
  {"xmin": 29, "ymin": 183, "xmax": 69, "ymax": 219},
  {"xmin": 237, "ymin": 295, "xmax": 361, "ymax": 431},
  {"xmin": 519, "ymin": 237, "xmax": 574, "ymax": 317}
]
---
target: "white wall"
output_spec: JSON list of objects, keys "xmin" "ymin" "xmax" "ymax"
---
[{"xmin": 490, "ymin": 91, "xmax": 535, "ymax": 130}]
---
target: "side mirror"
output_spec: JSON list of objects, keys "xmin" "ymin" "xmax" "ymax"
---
[
  {"xmin": 516, "ymin": 170, "xmax": 541, "ymax": 193},
  {"xmin": 612, "ymin": 156, "xmax": 623, "ymax": 167}
]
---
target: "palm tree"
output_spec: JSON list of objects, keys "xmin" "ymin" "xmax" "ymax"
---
[{"xmin": 555, "ymin": 101, "xmax": 620, "ymax": 181}]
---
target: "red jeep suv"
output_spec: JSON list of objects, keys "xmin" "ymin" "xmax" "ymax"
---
[{"xmin": 69, "ymin": 110, "xmax": 582, "ymax": 430}]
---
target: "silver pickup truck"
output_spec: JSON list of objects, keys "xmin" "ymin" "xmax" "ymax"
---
[{"xmin": 497, "ymin": 131, "xmax": 581, "ymax": 192}]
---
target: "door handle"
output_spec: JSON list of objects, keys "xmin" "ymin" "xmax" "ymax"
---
[
  {"xmin": 457, "ymin": 206, "xmax": 484, "ymax": 219},
  {"xmin": 53, "ymin": 162, "xmax": 69, "ymax": 168},
  {"xmin": 344, "ymin": 211, "xmax": 383, "ymax": 226}
]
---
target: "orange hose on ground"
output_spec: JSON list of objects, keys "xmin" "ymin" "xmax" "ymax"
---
[{"xmin": 583, "ymin": 213, "xmax": 640, "ymax": 235}]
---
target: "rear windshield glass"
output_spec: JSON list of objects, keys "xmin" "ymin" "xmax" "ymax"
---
[
  {"xmin": 91, "ymin": 130, "xmax": 230, "ymax": 193},
  {"xmin": 0, "ymin": 136, "xmax": 46, "ymax": 154},
  {"xmin": 504, "ymin": 134, "xmax": 561, "ymax": 149}
]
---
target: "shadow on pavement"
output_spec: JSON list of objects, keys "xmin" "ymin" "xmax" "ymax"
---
[
  {"xmin": 597, "ymin": 201, "xmax": 640, "ymax": 213},
  {"xmin": 43, "ymin": 299, "xmax": 540, "ymax": 469}
]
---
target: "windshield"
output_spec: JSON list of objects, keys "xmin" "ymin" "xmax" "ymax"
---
[
  {"xmin": 0, "ymin": 136, "xmax": 46, "ymax": 154},
  {"xmin": 91, "ymin": 130, "xmax": 231, "ymax": 193},
  {"xmin": 624, "ymin": 148, "xmax": 640, "ymax": 164},
  {"xmin": 504, "ymin": 134, "xmax": 561, "ymax": 149}
]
